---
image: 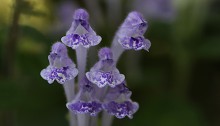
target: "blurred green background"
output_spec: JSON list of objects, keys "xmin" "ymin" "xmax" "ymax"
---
[{"xmin": 0, "ymin": 0, "xmax": 220, "ymax": 126}]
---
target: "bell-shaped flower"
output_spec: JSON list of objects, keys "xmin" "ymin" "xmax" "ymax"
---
[
  {"xmin": 40, "ymin": 42, "xmax": 78, "ymax": 84},
  {"xmin": 117, "ymin": 11, "xmax": 151, "ymax": 51},
  {"xmin": 86, "ymin": 48, "xmax": 125, "ymax": 88},
  {"xmin": 61, "ymin": 9, "xmax": 101, "ymax": 49},
  {"xmin": 102, "ymin": 81, "xmax": 139, "ymax": 119},
  {"xmin": 66, "ymin": 77, "xmax": 103, "ymax": 116}
]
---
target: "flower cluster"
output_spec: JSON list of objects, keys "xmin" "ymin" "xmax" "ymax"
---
[{"xmin": 40, "ymin": 8, "xmax": 151, "ymax": 125}]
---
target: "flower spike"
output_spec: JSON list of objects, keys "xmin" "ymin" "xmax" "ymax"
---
[{"xmin": 40, "ymin": 9, "xmax": 150, "ymax": 124}]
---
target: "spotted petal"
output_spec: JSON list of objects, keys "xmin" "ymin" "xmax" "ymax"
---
[
  {"xmin": 86, "ymin": 69, "xmax": 125, "ymax": 88},
  {"xmin": 67, "ymin": 101, "xmax": 102, "ymax": 116},
  {"xmin": 40, "ymin": 66, "xmax": 55, "ymax": 84},
  {"xmin": 61, "ymin": 34, "xmax": 81, "ymax": 49},
  {"xmin": 62, "ymin": 9, "xmax": 101, "ymax": 49},
  {"xmin": 119, "ymin": 36, "xmax": 151, "ymax": 51},
  {"xmin": 40, "ymin": 66, "xmax": 78, "ymax": 84}
]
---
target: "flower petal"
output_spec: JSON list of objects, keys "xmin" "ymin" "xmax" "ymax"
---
[
  {"xmin": 40, "ymin": 66, "xmax": 55, "ymax": 84},
  {"xmin": 67, "ymin": 101, "xmax": 102, "ymax": 116},
  {"xmin": 86, "ymin": 69, "xmax": 125, "ymax": 88},
  {"xmin": 119, "ymin": 36, "xmax": 151, "ymax": 51}
]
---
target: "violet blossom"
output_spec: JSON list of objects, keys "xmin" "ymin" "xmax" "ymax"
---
[
  {"xmin": 67, "ymin": 77, "xmax": 103, "ymax": 116},
  {"xmin": 102, "ymin": 81, "xmax": 139, "ymax": 119},
  {"xmin": 40, "ymin": 42, "xmax": 78, "ymax": 84},
  {"xmin": 111, "ymin": 11, "xmax": 151, "ymax": 62},
  {"xmin": 40, "ymin": 8, "xmax": 151, "ymax": 126},
  {"xmin": 61, "ymin": 9, "xmax": 101, "ymax": 49},
  {"xmin": 86, "ymin": 48, "xmax": 125, "ymax": 88},
  {"xmin": 117, "ymin": 11, "xmax": 151, "ymax": 51}
]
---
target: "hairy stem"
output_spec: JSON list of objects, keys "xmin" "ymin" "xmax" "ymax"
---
[
  {"xmin": 101, "ymin": 112, "xmax": 113, "ymax": 126},
  {"xmin": 76, "ymin": 46, "xmax": 87, "ymax": 81},
  {"xmin": 76, "ymin": 46, "xmax": 89, "ymax": 126},
  {"xmin": 63, "ymin": 80, "xmax": 77, "ymax": 126},
  {"xmin": 77, "ymin": 114, "xmax": 89, "ymax": 126},
  {"xmin": 90, "ymin": 116, "xmax": 97, "ymax": 126},
  {"xmin": 111, "ymin": 36, "xmax": 125, "ymax": 63}
]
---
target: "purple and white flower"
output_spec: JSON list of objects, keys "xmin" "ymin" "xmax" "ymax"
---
[
  {"xmin": 61, "ymin": 9, "xmax": 101, "ymax": 49},
  {"xmin": 86, "ymin": 48, "xmax": 125, "ymax": 88},
  {"xmin": 40, "ymin": 42, "xmax": 78, "ymax": 84},
  {"xmin": 66, "ymin": 77, "xmax": 103, "ymax": 116},
  {"xmin": 103, "ymin": 82, "xmax": 139, "ymax": 119},
  {"xmin": 117, "ymin": 11, "xmax": 151, "ymax": 51}
]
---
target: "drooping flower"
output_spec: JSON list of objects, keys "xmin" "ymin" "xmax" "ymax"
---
[
  {"xmin": 86, "ymin": 48, "xmax": 125, "ymax": 88},
  {"xmin": 102, "ymin": 81, "xmax": 139, "ymax": 119},
  {"xmin": 66, "ymin": 77, "xmax": 103, "ymax": 116},
  {"xmin": 40, "ymin": 42, "xmax": 78, "ymax": 84},
  {"xmin": 61, "ymin": 9, "xmax": 101, "ymax": 49},
  {"xmin": 117, "ymin": 11, "xmax": 151, "ymax": 51}
]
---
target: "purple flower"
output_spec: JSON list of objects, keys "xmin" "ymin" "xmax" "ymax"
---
[
  {"xmin": 117, "ymin": 11, "xmax": 151, "ymax": 51},
  {"xmin": 86, "ymin": 48, "xmax": 125, "ymax": 88},
  {"xmin": 61, "ymin": 9, "xmax": 101, "ymax": 49},
  {"xmin": 40, "ymin": 42, "xmax": 78, "ymax": 84},
  {"xmin": 103, "ymin": 101, "xmax": 139, "ymax": 119},
  {"xmin": 66, "ymin": 77, "xmax": 103, "ymax": 116},
  {"xmin": 102, "ymin": 81, "xmax": 139, "ymax": 119}
]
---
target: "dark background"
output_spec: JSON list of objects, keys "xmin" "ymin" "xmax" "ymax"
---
[{"xmin": 0, "ymin": 0, "xmax": 220, "ymax": 126}]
